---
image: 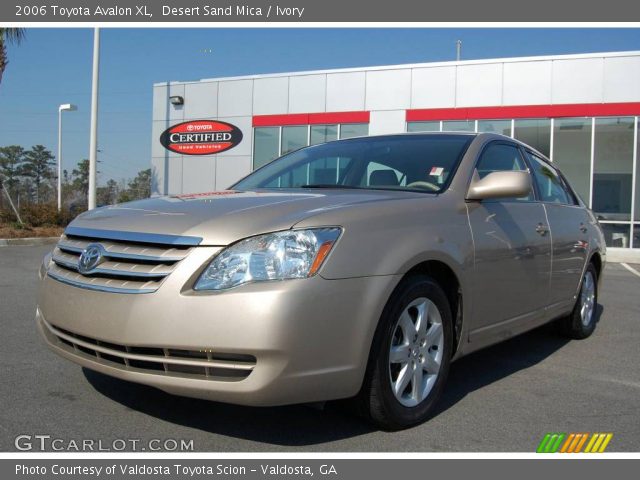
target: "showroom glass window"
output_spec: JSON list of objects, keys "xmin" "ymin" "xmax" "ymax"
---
[
  {"xmin": 514, "ymin": 119, "xmax": 551, "ymax": 157},
  {"xmin": 477, "ymin": 120, "xmax": 512, "ymax": 136},
  {"xmin": 443, "ymin": 120, "xmax": 475, "ymax": 132},
  {"xmin": 310, "ymin": 125, "xmax": 338, "ymax": 145},
  {"xmin": 593, "ymin": 117, "xmax": 634, "ymax": 221},
  {"xmin": 254, "ymin": 127, "xmax": 280, "ymax": 169},
  {"xmin": 407, "ymin": 121, "xmax": 441, "ymax": 132},
  {"xmin": 339, "ymin": 123, "xmax": 369, "ymax": 139},
  {"xmin": 593, "ymin": 117, "xmax": 634, "ymax": 247},
  {"xmin": 552, "ymin": 118, "xmax": 592, "ymax": 205},
  {"xmin": 635, "ymin": 119, "xmax": 640, "ymax": 248},
  {"xmin": 281, "ymin": 126, "xmax": 307, "ymax": 155}
]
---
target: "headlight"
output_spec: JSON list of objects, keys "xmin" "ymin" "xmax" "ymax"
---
[{"xmin": 194, "ymin": 228, "xmax": 342, "ymax": 291}]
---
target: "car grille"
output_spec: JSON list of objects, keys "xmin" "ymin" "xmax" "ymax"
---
[
  {"xmin": 42, "ymin": 319, "xmax": 256, "ymax": 381},
  {"xmin": 48, "ymin": 229, "xmax": 198, "ymax": 294}
]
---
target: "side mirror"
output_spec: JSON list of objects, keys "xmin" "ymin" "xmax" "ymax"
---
[{"xmin": 466, "ymin": 170, "xmax": 531, "ymax": 201}]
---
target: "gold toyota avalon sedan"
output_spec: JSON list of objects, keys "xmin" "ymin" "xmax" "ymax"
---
[{"xmin": 37, "ymin": 133, "xmax": 605, "ymax": 430}]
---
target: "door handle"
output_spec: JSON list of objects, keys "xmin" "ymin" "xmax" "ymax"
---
[
  {"xmin": 579, "ymin": 223, "xmax": 588, "ymax": 233},
  {"xmin": 536, "ymin": 223, "xmax": 549, "ymax": 236}
]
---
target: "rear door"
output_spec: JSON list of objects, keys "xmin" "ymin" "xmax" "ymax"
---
[
  {"xmin": 467, "ymin": 142, "xmax": 552, "ymax": 342},
  {"xmin": 524, "ymin": 151, "xmax": 589, "ymax": 313}
]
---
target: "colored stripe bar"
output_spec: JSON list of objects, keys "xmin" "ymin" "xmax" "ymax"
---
[
  {"xmin": 549, "ymin": 433, "xmax": 566, "ymax": 453},
  {"xmin": 540, "ymin": 432, "xmax": 613, "ymax": 453},
  {"xmin": 584, "ymin": 433, "xmax": 599, "ymax": 453},
  {"xmin": 540, "ymin": 434, "xmax": 564, "ymax": 453},
  {"xmin": 544, "ymin": 434, "xmax": 559, "ymax": 453},
  {"xmin": 589, "ymin": 433, "xmax": 607, "ymax": 453},
  {"xmin": 574, "ymin": 433, "xmax": 590, "ymax": 453},
  {"xmin": 560, "ymin": 433, "xmax": 575, "ymax": 453},
  {"xmin": 406, "ymin": 102, "xmax": 640, "ymax": 122},
  {"xmin": 598, "ymin": 434, "xmax": 613, "ymax": 453},
  {"xmin": 537, "ymin": 433, "xmax": 553, "ymax": 453},
  {"xmin": 584, "ymin": 433, "xmax": 614, "ymax": 453},
  {"xmin": 253, "ymin": 111, "xmax": 370, "ymax": 127}
]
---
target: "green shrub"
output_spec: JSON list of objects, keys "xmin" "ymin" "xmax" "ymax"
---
[
  {"xmin": 0, "ymin": 209, "xmax": 13, "ymax": 223},
  {"xmin": 0, "ymin": 203, "xmax": 75, "ymax": 227}
]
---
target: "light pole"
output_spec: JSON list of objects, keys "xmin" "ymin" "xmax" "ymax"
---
[
  {"xmin": 57, "ymin": 103, "xmax": 77, "ymax": 211},
  {"xmin": 88, "ymin": 27, "xmax": 100, "ymax": 210}
]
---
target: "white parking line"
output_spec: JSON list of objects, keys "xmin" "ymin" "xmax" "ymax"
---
[{"xmin": 620, "ymin": 263, "xmax": 640, "ymax": 279}]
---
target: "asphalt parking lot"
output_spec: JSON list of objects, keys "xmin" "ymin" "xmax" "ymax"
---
[{"xmin": 0, "ymin": 244, "xmax": 638, "ymax": 452}]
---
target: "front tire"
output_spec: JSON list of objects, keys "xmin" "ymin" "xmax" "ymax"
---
[
  {"xmin": 559, "ymin": 263, "xmax": 598, "ymax": 339},
  {"xmin": 358, "ymin": 275, "xmax": 453, "ymax": 430}
]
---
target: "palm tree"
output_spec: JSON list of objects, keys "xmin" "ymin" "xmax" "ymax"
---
[{"xmin": 0, "ymin": 28, "xmax": 26, "ymax": 84}]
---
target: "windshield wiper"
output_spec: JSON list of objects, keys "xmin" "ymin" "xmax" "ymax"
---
[{"xmin": 300, "ymin": 184, "xmax": 362, "ymax": 189}]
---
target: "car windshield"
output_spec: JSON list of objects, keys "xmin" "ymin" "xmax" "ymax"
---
[{"xmin": 233, "ymin": 134, "xmax": 474, "ymax": 193}]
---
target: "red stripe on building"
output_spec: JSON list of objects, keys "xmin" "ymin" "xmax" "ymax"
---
[
  {"xmin": 253, "ymin": 111, "xmax": 370, "ymax": 127},
  {"xmin": 406, "ymin": 102, "xmax": 640, "ymax": 122}
]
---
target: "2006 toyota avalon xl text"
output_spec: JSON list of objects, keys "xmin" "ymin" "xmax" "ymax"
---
[{"xmin": 37, "ymin": 133, "xmax": 605, "ymax": 430}]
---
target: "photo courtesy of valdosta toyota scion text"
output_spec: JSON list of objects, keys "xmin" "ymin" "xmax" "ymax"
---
[{"xmin": 1, "ymin": 1, "xmax": 640, "ymax": 475}]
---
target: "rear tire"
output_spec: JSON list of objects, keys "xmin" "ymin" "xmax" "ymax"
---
[
  {"xmin": 559, "ymin": 263, "xmax": 598, "ymax": 340},
  {"xmin": 357, "ymin": 275, "xmax": 453, "ymax": 430}
]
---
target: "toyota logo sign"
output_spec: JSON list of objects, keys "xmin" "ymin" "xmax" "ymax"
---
[{"xmin": 160, "ymin": 120, "xmax": 243, "ymax": 155}]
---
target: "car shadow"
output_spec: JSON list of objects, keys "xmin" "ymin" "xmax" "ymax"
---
[
  {"xmin": 83, "ymin": 367, "xmax": 375, "ymax": 445},
  {"xmin": 83, "ymin": 305, "xmax": 602, "ymax": 446},
  {"xmin": 433, "ymin": 304, "xmax": 603, "ymax": 417}
]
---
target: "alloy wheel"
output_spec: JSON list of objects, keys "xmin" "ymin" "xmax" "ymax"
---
[
  {"xmin": 580, "ymin": 270, "xmax": 596, "ymax": 327},
  {"xmin": 388, "ymin": 297, "xmax": 444, "ymax": 407}
]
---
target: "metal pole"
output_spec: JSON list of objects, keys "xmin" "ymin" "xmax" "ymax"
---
[
  {"xmin": 88, "ymin": 27, "xmax": 100, "ymax": 210},
  {"xmin": 57, "ymin": 108, "xmax": 62, "ymax": 211},
  {"xmin": 456, "ymin": 40, "xmax": 462, "ymax": 61}
]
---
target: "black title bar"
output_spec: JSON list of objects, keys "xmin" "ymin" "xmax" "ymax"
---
[{"xmin": 4, "ymin": 0, "xmax": 640, "ymax": 22}]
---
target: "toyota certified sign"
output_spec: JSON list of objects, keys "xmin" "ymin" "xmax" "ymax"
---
[{"xmin": 160, "ymin": 120, "xmax": 243, "ymax": 155}]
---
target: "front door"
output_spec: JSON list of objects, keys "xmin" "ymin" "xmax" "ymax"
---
[{"xmin": 466, "ymin": 142, "xmax": 552, "ymax": 344}]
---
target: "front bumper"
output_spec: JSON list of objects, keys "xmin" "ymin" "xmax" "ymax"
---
[{"xmin": 37, "ymin": 248, "xmax": 400, "ymax": 406}]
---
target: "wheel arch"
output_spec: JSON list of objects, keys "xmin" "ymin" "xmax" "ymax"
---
[
  {"xmin": 403, "ymin": 260, "xmax": 464, "ymax": 356},
  {"xmin": 354, "ymin": 257, "xmax": 463, "ymax": 424},
  {"xmin": 589, "ymin": 250, "xmax": 603, "ymax": 280},
  {"xmin": 356, "ymin": 255, "xmax": 467, "ymax": 403}
]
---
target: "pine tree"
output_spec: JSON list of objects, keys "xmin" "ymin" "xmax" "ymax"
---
[
  {"xmin": 20, "ymin": 145, "xmax": 55, "ymax": 203},
  {"xmin": 0, "ymin": 145, "xmax": 25, "ymax": 195}
]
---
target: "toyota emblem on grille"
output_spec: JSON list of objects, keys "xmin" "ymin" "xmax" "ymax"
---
[{"xmin": 78, "ymin": 243, "xmax": 105, "ymax": 275}]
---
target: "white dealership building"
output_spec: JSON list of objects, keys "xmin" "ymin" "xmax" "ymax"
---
[{"xmin": 152, "ymin": 50, "xmax": 640, "ymax": 249}]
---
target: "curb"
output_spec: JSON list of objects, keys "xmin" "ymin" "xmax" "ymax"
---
[
  {"xmin": 606, "ymin": 248, "xmax": 640, "ymax": 264},
  {"xmin": 0, "ymin": 237, "xmax": 59, "ymax": 247}
]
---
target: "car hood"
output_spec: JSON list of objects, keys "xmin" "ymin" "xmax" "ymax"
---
[{"xmin": 68, "ymin": 189, "xmax": 420, "ymax": 245}]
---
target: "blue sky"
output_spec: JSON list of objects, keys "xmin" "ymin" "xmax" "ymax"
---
[{"xmin": 1, "ymin": 28, "xmax": 639, "ymax": 184}]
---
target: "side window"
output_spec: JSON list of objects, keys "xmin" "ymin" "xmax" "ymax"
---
[
  {"xmin": 475, "ymin": 143, "xmax": 533, "ymax": 201},
  {"xmin": 526, "ymin": 152, "xmax": 573, "ymax": 205}
]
